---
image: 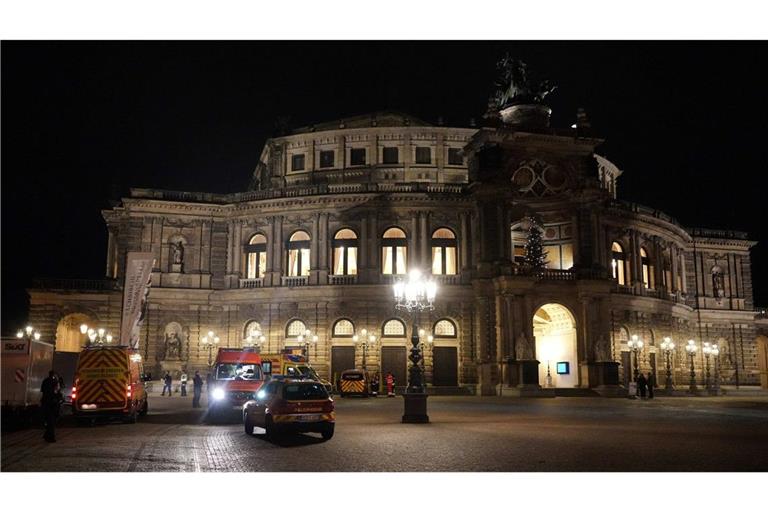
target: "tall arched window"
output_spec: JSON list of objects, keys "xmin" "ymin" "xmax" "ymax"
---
[
  {"xmin": 640, "ymin": 247, "xmax": 653, "ymax": 289},
  {"xmin": 332, "ymin": 228, "xmax": 358, "ymax": 276},
  {"xmin": 332, "ymin": 319, "xmax": 355, "ymax": 337},
  {"xmin": 244, "ymin": 320, "xmax": 263, "ymax": 339},
  {"xmin": 245, "ymin": 233, "xmax": 267, "ymax": 279},
  {"xmin": 433, "ymin": 319, "xmax": 457, "ymax": 338},
  {"xmin": 431, "ymin": 228, "xmax": 457, "ymax": 275},
  {"xmin": 287, "ymin": 230, "xmax": 311, "ymax": 277},
  {"xmin": 286, "ymin": 319, "xmax": 307, "ymax": 339},
  {"xmin": 611, "ymin": 242, "xmax": 627, "ymax": 285},
  {"xmin": 382, "ymin": 318, "xmax": 406, "ymax": 337},
  {"xmin": 382, "ymin": 227, "xmax": 407, "ymax": 275}
]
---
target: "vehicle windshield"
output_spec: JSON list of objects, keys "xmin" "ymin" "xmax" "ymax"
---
[
  {"xmin": 215, "ymin": 363, "xmax": 262, "ymax": 381},
  {"xmin": 283, "ymin": 382, "xmax": 329, "ymax": 401},
  {"xmin": 293, "ymin": 365, "xmax": 320, "ymax": 380}
]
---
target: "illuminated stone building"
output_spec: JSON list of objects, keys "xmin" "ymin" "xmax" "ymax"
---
[{"xmin": 28, "ymin": 106, "xmax": 767, "ymax": 393}]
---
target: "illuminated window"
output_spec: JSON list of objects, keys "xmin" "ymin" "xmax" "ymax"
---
[
  {"xmin": 287, "ymin": 230, "xmax": 310, "ymax": 277},
  {"xmin": 245, "ymin": 233, "xmax": 267, "ymax": 279},
  {"xmin": 332, "ymin": 319, "xmax": 354, "ymax": 337},
  {"xmin": 611, "ymin": 241, "xmax": 627, "ymax": 285},
  {"xmin": 244, "ymin": 321, "xmax": 263, "ymax": 339},
  {"xmin": 291, "ymin": 154, "xmax": 305, "ymax": 171},
  {"xmin": 382, "ymin": 227, "xmax": 407, "ymax": 275},
  {"xmin": 382, "ymin": 319, "xmax": 406, "ymax": 337},
  {"xmin": 431, "ymin": 228, "xmax": 457, "ymax": 275},
  {"xmin": 415, "ymin": 147, "xmax": 431, "ymax": 164},
  {"xmin": 286, "ymin": 320, "xmax": 307, "ymax": 338},
  {"xmin": 433, "ymin": 319, "xmax": 457, "ymax": 338},
  {"xmin": 332, "ymin": 229, "xmax": 358, "ymax": 276},
  {"xmin": 640, "ymin": 247, "xmax": 653, "ymax": 289}
]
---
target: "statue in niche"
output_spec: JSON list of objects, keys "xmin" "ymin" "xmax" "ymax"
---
[
  {"xmin": 712, "ymin": 268, "xmax": 725, "ymax": 301},
  {"xmin": 592, "ymin": 334, "xmax": 610, "ymax": 362},
  {"xmin": 164, "ymin": 330, "xmax": 182, "ymax": 360},
  {"xmin": 515, "ymin": 331, "xmax": 533, "ymax": 360},
  {"xmin": 171, "ymin": 241, "xmax": 184, "ymax": 266}
]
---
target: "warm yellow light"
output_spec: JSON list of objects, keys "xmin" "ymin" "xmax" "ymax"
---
[
  {"xmin": 33, "ymin": 332, "xmax": 41, "ymax": 341},
  {"xmin": 80, "ymin": 324, "xmax": 89, "ymax": 334},
  {"xmin": 16, "ymin": 331, "xmax": 23, "ymax": 338},
  {"xmin": 25, "ymin": 326, "xmax": 33, "ymax": 334},
  {"xmin": 106, "ymin": 334, "xmax": 113, "ymax": 343},
  {"xmin": 208, "ymin": 331, "xmax": 214, "ymax": 338}
]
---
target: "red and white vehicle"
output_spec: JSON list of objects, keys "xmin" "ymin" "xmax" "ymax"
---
[{"xmin": 207, "ymin": 348, "xmax": 266, "ymax": 417}]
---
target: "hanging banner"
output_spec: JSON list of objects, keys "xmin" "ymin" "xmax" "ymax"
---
[{"xmin": 120, "ymin": 252, "xmax": 155, "ymax": 349}]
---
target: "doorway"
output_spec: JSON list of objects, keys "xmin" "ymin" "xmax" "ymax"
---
[{"xmin": 533, "ymin": 303, "xmax": 578, "ymax": 387}]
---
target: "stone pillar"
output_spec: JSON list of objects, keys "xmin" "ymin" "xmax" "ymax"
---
[
  {"xmin": 671, "ymin": 244, "xmax": 679, "ymax": 294},
  {"xmin": 318, "ymin": 213, "xmax": 329, "ymax": 283},
  {"xmin": 370, "ymin": 214, "xmax": 378, "ymax": 280},
  {"xmin": 233, "ymin": 222, "xmax": 242, "ymax": 278},
  {"xmin": 410, "ymin": 213, "xmax": 419, "ymax": 269},
  {"xmin": 310, "ymin": 214, "xmax": 320, "ymax": 285},
  {"xmin": 273, "ymin": 216, "xmax": 283, "ymax": 285},
  {"xmin": 359, "ymin": 216, "xmax": 368, "ymax": 282},
  {"xmin": 420, "ymin": 212, "xmax": 429, "ymax": 271}
]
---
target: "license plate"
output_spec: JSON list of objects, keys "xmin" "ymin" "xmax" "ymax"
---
[{"xmin": 296, "ymin": 414, "xmax": 321, "ymax": 422}]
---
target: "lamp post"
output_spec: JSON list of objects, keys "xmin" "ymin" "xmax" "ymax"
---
[
  {"xmin": 711, "ymin": 344, "xmax": 720, "ymax": 395},
  {"xmin": 702, "ymin": 342, "xmax": 713, "ymax": 392},
  {"xmin": 16, "ymin": 325, "xmax": 42, "ymax": 344},
  {"xmin": 78, "ymin": 323, "xmax": 113, "ymax": 346},
  {"xmin": 244, "ymin": 332, "xmax": 265, "ymax": 350},
  {"xmin": 201, "ymin": 331, "xmax": 220, "ymax": 367},
  {"xmin": 685, "ymin": 339, "xmax": 698, "ymax": 394},
  {"xmin": 393, "ymin": 268, "xmax": 436, "ymax": 423},
  {"xmin": 353, "ymin": 329, "xmax": 378, "ymax": 374},
  {"xmin": 628, "ymin": 334, "xmax": 644, "ymax": 382},
  {"xmin": 660, "ymin": 336, "xmax": 675, "ymax": 390},
  {"xmin": 417, "ymin": 329, "xmax": 434, "ymax": 380},
  {"xmin": 298, "ymin": 329, "xmax": 319, "ymax": 362}
]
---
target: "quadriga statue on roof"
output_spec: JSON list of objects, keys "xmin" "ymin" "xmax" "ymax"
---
[{"xmin": 488, "ymin": 56, "xmax": 557, "ymax": 112}]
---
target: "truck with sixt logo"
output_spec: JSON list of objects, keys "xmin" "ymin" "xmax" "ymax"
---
[{"xmin": 207, "ymin": 347, "xmax": 266, "ymax": 420}]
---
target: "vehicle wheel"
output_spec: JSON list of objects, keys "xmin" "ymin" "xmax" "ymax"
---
[
  {"xmin": 321, "ymin": 424, "xmax": 334, "ymax": 440},
  {"xmin": 264, "ymin": 414, "xmax": 276, "ymax": 439},
  {"xmin": 244, "ymin": 416, "xmax": 255, "ymax": 436},
  {"xmin": 139, "ymin": 399, "xmax": 148, "ymax": 417}
]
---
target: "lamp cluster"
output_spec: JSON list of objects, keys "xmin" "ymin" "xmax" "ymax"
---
[
  {"xmin": 244, "ymin": 327, "xmax": 266, "ymax": 347},
  {"xmin": 79, "ymin": 323, "xmax": 113, "ymax": 345},
  {"xmin": 16, "ymin": 325, "xmax": 41, "ymax": 341},
  {"xmin": 393, "ymin": 269, "xmax": 437, "ymax": 313}
]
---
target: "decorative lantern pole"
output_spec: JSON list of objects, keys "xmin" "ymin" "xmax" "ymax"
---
[
  {"xmin": 393, "ymin": 269, "xmax": 437, "ymax": 423},
  {"xmin": 703, "ymin": 342, "xmax": 713, "ymax": 391},
  {"xmin": 660, "ymin": 336, "xmax": 675, "ymax": 390},
  {"xmin": 685, "ymin": 339, "xmax": 698, "ymax": 394},
  {"xmin": 628, "ymin": 334, "xmax": 644, "ymax": 382},
  {"xmin": 201, "ymin": 331, "xmax": 220, "ymax": 367}
]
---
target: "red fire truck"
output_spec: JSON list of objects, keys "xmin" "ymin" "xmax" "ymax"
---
[{"xmin": 207, "ymin": 347, "xmax": 266, "ymax": 418}]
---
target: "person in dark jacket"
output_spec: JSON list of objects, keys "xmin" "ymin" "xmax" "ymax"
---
[
  {"xmin": 192, "ymin": 371, "xmax": 204, "ymax": 408},
  {"xmin": 40, "ymin": 370, "xmax": 60, "ymax": 442},
  {"xmin": 647, "ymin": 372, "xmax": 655, "ymax": 399},
  {"xmin": 161, "ymin": 372, "xmax": 173, "ymax": 396},
  {"xmin": 637, "ymin": 373, "xmax": 648, "ymax": 399}
]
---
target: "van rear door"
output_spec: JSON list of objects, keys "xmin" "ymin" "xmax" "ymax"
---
[{"xmin": 75, "ymin": 349, "xmax": 129, "ymax": 411}]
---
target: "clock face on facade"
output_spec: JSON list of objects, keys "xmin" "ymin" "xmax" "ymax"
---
[{"xmin": 511, "ymin": 159, "xmax": 568, "ymax": 197}]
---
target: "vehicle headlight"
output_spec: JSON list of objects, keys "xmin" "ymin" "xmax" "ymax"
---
[
  {"xmin": 256, "ymin": 390, "xmax": 266, "ymax": 400},
  {"xmin": 212, "ymin": 388, "xmax": 226, "ymax": 401}
]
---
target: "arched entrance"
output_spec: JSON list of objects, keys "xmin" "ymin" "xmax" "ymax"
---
[
  {"xmin": 55, "ymin": 313, "xmax": 95, "ymax": 352},
  {"xmin": 533, "ymin": 303, "xmax": 578, "ymax": 388}
]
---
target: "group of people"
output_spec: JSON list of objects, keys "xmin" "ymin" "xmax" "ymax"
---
[
  {"xmin": 635, "ymin": 372, "xmax": 656, "ymax": 399},
  {"xmin": 160, "ymin": 370, "xmax": 206, "ymax": 407}
]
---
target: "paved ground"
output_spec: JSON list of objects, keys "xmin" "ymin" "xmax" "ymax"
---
[{"xmin": 2, "ymin": 393, "xmax": 767, "ymax": 472}]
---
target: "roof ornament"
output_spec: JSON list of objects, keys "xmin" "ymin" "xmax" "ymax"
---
[{"xmin": 487, "ymin": 56, "xmax": 557, "ymax": 130}]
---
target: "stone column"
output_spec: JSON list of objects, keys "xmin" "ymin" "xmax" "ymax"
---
[
  {"xmin": 420, "ymin": 211, "xmax": 429, "ymax": 271},
  {"xmin": 670, "ymin": 244, "xmax": 679, "ymax": 294},
  {"xmin": 233, "ymin": 221, "xmax": 242, "ymax": 278},
  {"xmin": 273, "ymin": 216, "xmax": 283, "ymax": 285},
  {"xmin": 410, "ymin": 213, "xmax": 419, "ymax": 269},
  {"xmin": 370, "ymin": 214, "xmax": 379, "ymax": 280},
  {"xmin": 310, "ymin": 214, "xmax": 320, "ymax": 285},
  {"xmin": 359, "ymin": 216, "xmax": 368, "ymax": 282},
  {"xmin": 318, "ymin": 212, "xmax": 329, "ymax": 283}
]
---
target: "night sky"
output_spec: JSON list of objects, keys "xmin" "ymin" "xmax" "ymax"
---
[{"xmin": 2, "ymin": 41, "xmax": 767, "ymax": 334}]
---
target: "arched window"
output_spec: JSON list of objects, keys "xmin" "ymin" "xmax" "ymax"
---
[
  {"xmin": 244, "ymin": 321, "xmax": 263, "ymax": 339},
  {"xmin": 332, "ymin": 319, "xmax": 355, "ymax": 337},
  {"xmin": 332, "ymin": 229, "xmax": 358, "ymax": 276},
  {"xmin": 611, "ymin": 242, "xmax": 627, "ymax": 285},
  {"xmin": 382, "ymin": 227, "xmax": 407, "ymax": 275},
  {"xmin": 382, "ymin": 318, "xmax": 406, "ymax": 337},
  {"xmin": 287, "ymin": 230, "xmax": 311, "ymax": 277},
  {"xmin": 245, "ymin": 234, "xmax": 267, "ymax": 279},
  {"xmin": 431, "ymin": 228, "xmax": 457, "ymax": 275},
  {"xmin": 640, "ymin": 247, "xmax": 653, "ymax": 289},
  {"xmin": 433, "ymin": 319, "xmax": 457, "ymax": 338},
  {"xmin": 286, "ymin": 319, "xmax": 307, "ymax": 339}
]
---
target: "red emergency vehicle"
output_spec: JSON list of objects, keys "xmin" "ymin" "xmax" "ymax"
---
[{"xmin": 207, "ymin": 348, "xmax": 265, "ymax": 417}]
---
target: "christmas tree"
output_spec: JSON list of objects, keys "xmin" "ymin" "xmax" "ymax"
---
[{"xmin": 523, "ymin": 218, "xmax": 548, "ymax": 271}]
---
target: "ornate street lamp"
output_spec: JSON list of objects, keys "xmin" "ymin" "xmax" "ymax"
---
[
  {"xmin": 393, "ymin": 268, "xmax": 437, "ymax": 423},
  {"xmin": 78, "ymin": 323, "xmax": 113, "ymax": 346},
  {"xmin": 660, "ymin": 336, "xmax": 675, "ymax": 390},
  {"xmin": 244, "ymin": 331, "xmax": 266, "ymax": 350},
  {"xmin": 16, "ymin": 325, "xmax": 42, "ymax": 343},
  {"xmin": 353, "ymin": 329, "xmax": 378, "ymax": 374},
  {"xmin": 702, "ymin": 342, "xmax": 714, "ymax": 391},
  {"xmin": 628, "ymin": 334, "xmax": 644, "ymax": 382},
  {"xmin": 298, "ymin": 329, "xmax": 319, "ymax": 362},
  {"xmin": 417, "ymin": 329, "xmax": 434, "ymax": 378},
  {"xmin": 711, "ymin": 344, "xmax": 720, "ymax": 395},
  {"xmin": 685, "ymin": 339, "xmax": 698, "ymax": 394},
  {"xmin": 201, "ymin": 330, "xmax": 220, "ymax": 366}
]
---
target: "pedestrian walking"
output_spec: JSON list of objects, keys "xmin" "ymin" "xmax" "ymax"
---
[
  {"xmin": 370, "ymin": 372, "xmax": 380, "ymax": 397},
  {"xmin": 637, "ymin": 373, "xmax": 648, "ymax": 399},
  {"xmin": 385, "ymin": 371, "xmax": 395, "ymax": 397},
  {"xmin": 647, "ymin": 372, "xmax": 655, "ymax": 399},
  {"xmin": 40, "ymin": 370, "xmax": 60, "ymax": 442},
  {"xmin": 180, "ymin": 370, "xmax": 188, "ymax": 397},
  {"xmin": 161, "ymin": 372, "xmax": 173, "ymax": 396},
  {"xmin": 192, "ymin": 370, "xmax": 204, "ymax": 408}
]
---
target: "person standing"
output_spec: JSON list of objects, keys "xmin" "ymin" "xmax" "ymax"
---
[
  {"xmin": 180, "ymin": 370, "xmax": 188, "ymax": 397},
  {"xmin": 370, "ymin": 372, "xmax": 380, "ymax": 397},
  {"xmin": 161, "ymin": 372, "xmax": 173, "ymax": 396},
  {"xmin": 40, "ymin": 370, "xmax": 60, "ymax": 442},
  {"xmin": 647, "ymin": 372, "xmax": 655, "ymax": 399},
  {"xmin": 637, "ymin": 373, "xmax": 648, "ymax": 399},
  {"xmin": 385, "ymin": 371, "xmax": 395, "ymax": 397},
  {"xmin": 192, "ymin": 370, "xmax": 204, "ymax": 408}
]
